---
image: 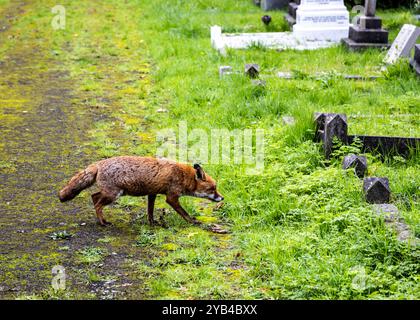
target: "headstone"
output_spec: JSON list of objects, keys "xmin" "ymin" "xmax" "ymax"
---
[
  {"xmin": 363, "ymin": 177, "xmax": 390, "ymax": 204},
  {"xmin": 293, "ymin": 0, "xmax": 350, "ymax": 41},
  {"xmin": 253, "ymin": 0, "xmax": 262, "ymax": 6},
  {"xmin": 384, "ymin": 24, "xmax": 420, "ymax": 64},
  {"xmin": 261, "ymin": 0, "xmax": 289, "ymax": 11},
  {"xmin": 409, "ymin": 44, "xmax": 420, "ymax": 76},
  {"xmin": 342, "ymin": 154, "xmax": 367, "ymax": 178},
  {"xmin": 219, "ymin": 66, "xmax": 233, "ymax": 77},
  {"xmin": 245, "ymin": 64, "xmax": 260, "ymax": 78},
  {"xmin": 285, "ymin": 1, "xmax": 301, "ymax": 26},
  {"xmin": 342, "ymin": 0, "xmax": 389, "ymax": 50},
  {"xmin": 314, "ymin": 113, "xmax": 348, "ymax": 158}
]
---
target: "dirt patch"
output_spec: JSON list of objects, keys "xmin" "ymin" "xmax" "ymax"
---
[{"xmin": 0, "ymin": 2, "xmax": 148, "ymax": 299}]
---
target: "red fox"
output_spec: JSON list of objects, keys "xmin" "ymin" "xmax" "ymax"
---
[{"xmin": 58, "ymin": 156, "xmax": 224, "ymax": 227}]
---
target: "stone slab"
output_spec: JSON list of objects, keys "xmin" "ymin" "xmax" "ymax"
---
[
  {"xmin": 342, "ymin": 38, "xmax": 390, "ymax": 51},
  {"xmin": 210, "ymin": 26, "xmax": 341, "ymax": 53},
  {"xmin": 348, "ymin": 25, "xmax": 388, "ymax": 44}
]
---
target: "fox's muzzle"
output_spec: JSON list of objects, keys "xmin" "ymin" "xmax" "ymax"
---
[{"xmin": 209, "ymin": 192, "xmax": 224, "ymax": 202}]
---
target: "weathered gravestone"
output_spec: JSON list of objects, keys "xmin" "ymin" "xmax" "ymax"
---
[
  {"xmin": 373, "ymin": 204, "xmax": 413, "ymax": 242},
  {"xmin": 409, "ymin": 44, "xmax": 420, "ymax": 76},
  {"xmin": 293, "ymin": 0, "xmax": 350, "ymax": 41},
  {"xmin": 219, "ymin": 66, "xmax": 233, "ymax": 78},
  {"xmin": 384, "ymin": 24, "xmax": 420, "ymax": 64},
  {"xmin": 314, "ymin": 113, "xmax": 348, "ymax": 158},
  {"xmin": 363, "ymin": 177, "xmax": 390, "ymax": 204},
  {"xmin": 342, "ymin": 154, "xmax": 367, "ymax": 178},
  {"xmin": 261, "ymin": 0, "xmax": 289, "ymax": 11},
  {"xmin": 342, "ymin": 0, "xmax": 389, "ymax": 50},
  {"xmin": 245, "ymin": 64, "xmax": 260, "ymax": 78},
  {"xmin": 285, "ymin": 0, "xmax": 301, "ymax": 26}
]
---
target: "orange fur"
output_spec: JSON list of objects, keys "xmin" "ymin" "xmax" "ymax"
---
[{"xmin": 58, "ymin": 156, "xmax": 223, "ymax": 226}]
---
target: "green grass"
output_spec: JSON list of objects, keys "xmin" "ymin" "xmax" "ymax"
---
[
  {"xmin": 1, "ymin": 0, "xmax": 418, "ymax": 299},
  {"xmin": 127, "ymin": 0, "xmax": 420, "ymax": 299}
]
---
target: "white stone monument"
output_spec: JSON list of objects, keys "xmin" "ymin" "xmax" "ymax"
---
[{"xmin": 293, "ymin": 0, "xmax": 350, "ymax": 41}]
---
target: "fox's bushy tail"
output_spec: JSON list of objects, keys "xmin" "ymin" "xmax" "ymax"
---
[{"xmin": 58, "ymin": 164, "xmax": 98, "ymax": 202}]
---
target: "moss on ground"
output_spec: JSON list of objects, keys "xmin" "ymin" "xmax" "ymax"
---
[{"xmin": 0, "ymin": 0, "xmax": 419, "ymax": 300}]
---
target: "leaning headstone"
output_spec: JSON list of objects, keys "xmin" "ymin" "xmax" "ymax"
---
[
  {"xmin": 384, "ymin": 24, "xmax": 420, "ymax": 64},
  {"xmin": 409, "ymin": 44, "xmax": 420, "ymax": 76},
  {"xmin": 342, "ymin": 154, "xmax": 367, "ymax": 178},
  {"xmin": 245, "ymin": 64, "xmax": 260, "ymax": 78},
  {"xmin": 261, "ymin": 0, "xmax": 289, "ymax": 11},
  {"xmin": 219, "ymin": 66, "xmax": 233, "ymax": 78},
  {"xmin": 293, "ymin": 0, "xmax": 350, "ymax": 41},
  {"xmin": 363, "ymin": 177, "xmax": 390, "ymax": 204},
  {"xmin": 342, "ymin": 0, "xmax": 389, "ymax": 50}
]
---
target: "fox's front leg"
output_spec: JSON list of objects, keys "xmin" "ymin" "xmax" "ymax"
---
[{"xmin": 166, "ymin": 194, "xmax": 201, "ymax": 225}]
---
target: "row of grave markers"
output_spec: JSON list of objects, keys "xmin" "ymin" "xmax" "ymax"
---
[{"xmin": 314, "ymin": 113, "xmax": 417, "ymax": 243}]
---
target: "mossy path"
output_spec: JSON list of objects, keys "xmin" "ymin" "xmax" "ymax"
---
[
  {"xmin": 0, "ymin": 0, "xmax": 241, "ymax": 299},
  {"xmin": 0, "ymin": 1, "xmax": 151, "ymax": 299}
]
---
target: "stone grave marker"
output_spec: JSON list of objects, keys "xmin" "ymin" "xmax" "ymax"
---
[
  {"xmin": 245, "ymin": 64, "xmax": 260, "ymax": 78},
  {"xmin": 342, "ymin": 0, "xmax": 389, "ymax": 50},
  {"xmin": 374, "ymin": 204, "xmax": 414, "ymax": 242},
  {"xmin": 219, "ymin": 66, "xmax": 233, "ymax": 78},
  {"xmin": 293, "ymin": 0, "xmax": 350, "ymax": 41},
  {"xmin": 384, "ymin": 24, "xmax": 420, "ymax": 64},
  {"xmin": 342, "ymin": 154, "xmax": 367, "ymax": 178},
  {"xmin": 285, "ymin": 1, "xmax": 301, "ymax": 26},
  {"xmin": 314, "ymin": 113, "xmax": 348, "ymax": 158},
  {"xmin": 409, "ymin": 44, "xmax": 420, "ymax": 76},
  {"xmin": 261, "ymin": 0, "xmax": 289, "ymax": 11},
  {"xmin": 363, "ymin": 177, "xmax": 390, "ymax": 204}
]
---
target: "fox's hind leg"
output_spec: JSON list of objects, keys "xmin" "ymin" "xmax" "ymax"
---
[
  {"xmin": 91, "ymin": 189, "xmax": 121, "ymax": 226},
  {"xmin": 147, "ymin": 194, "xmax": 157, "ymax": 226}
]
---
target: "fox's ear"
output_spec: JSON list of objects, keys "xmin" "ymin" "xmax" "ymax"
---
[{"xmin": 193, "ymin": 163, "xmax": 206, "ymax": 181}]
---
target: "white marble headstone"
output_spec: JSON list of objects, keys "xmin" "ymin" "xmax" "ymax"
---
[
  {"xmin": 293, "ymin": 0, "xmax": 349, "ymax": 41},
  {"xmin": 384, "ymin": 24, "xmax": 420, "ymax": 64}
]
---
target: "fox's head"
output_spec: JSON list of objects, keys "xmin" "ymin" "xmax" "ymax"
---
[{"xmin": 192, "ymin": 164, "xmax": 224, "ymax": 202}]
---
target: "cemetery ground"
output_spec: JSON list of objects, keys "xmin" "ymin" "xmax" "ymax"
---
[{"xmin": 0, "ymin": 0, "xmax": 419, "ymax": 299}]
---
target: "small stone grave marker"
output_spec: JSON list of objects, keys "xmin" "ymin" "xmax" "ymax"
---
[
  {"xmin": 342, "ymin": 154, "xmax": 367, "ymax": 178},
  {"xmin": 363, "ymin": 177, "xmax": 390, "ymax": 204},
  {"xmin": 245, "ymin": 64, "xmax": 260, "ymax": 78},
  {"xmin": 219, "ymin": 66, "xmax": 233, "ymax": 77},
  {"xmin": 384, "ymin": 24, "xmax": 420, "ymax": 64}
]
